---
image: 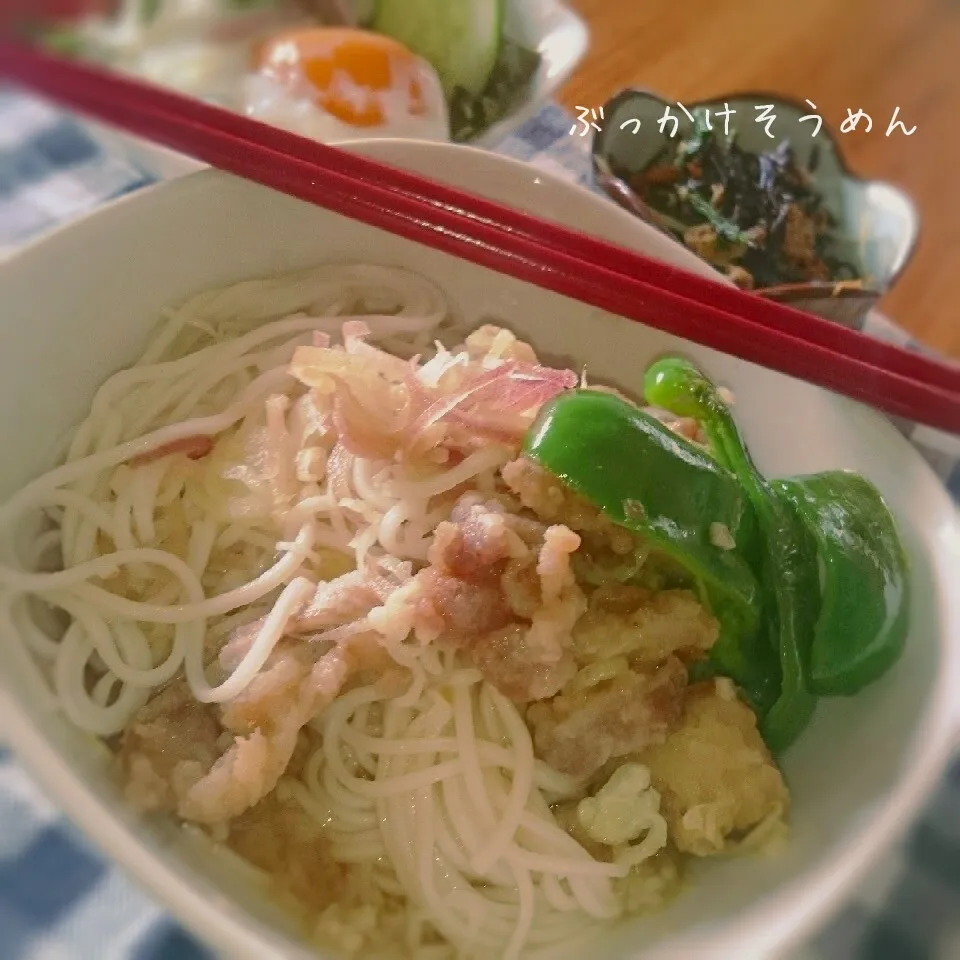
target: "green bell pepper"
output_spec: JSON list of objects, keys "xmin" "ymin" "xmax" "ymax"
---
[
  {"xmin": 523, "ymin": 388, "xmax": 778, "ymax": 712},
  {"xmin": 520, "ymin": 357, "xmax": 911, "ymax": 758},
  {"xmin": 774, "ymin": 472, "xmax": 910, "ymax": 695},
  {"xmin": 643, "ymin": 356, "xmax": 818, "ymax": 753}
]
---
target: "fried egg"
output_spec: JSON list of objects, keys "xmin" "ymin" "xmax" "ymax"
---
[{"xmin": 242, "ymin": 27, "xmax": 449, "ymax": 143}]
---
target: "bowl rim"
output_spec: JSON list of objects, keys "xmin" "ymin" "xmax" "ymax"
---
[
  {"xmin": 0, "ymin": 146, "xmax": 957, "ymax": 960},
  {"xmin": 591, "ymin": 86, "xmax": 922, "ymax": 295}
]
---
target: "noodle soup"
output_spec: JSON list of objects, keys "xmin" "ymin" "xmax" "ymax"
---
[{"xmin": 0, "ymin": 262, "xmax": 910, "ymax": 960}]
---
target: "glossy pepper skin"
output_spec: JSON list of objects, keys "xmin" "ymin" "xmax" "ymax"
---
[
  {"xmin": 774, "ymin": 472, "xmax": 910, "ymax": 695},
  {"xmin": 523, "ymin": 388, "xmax": 778, "ymax": 712},
  {"xmin": 643, "ymin": 357, "xmax": 818, "ymax": 753}
]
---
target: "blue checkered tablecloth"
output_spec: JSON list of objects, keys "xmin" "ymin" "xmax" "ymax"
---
[{"xmin": 0, "ymin": 86, "xmax": 958, "ymax": 960}]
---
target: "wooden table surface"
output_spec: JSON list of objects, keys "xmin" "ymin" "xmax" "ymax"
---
[{"xmin": 557, "ymin": 0, "xmax": 960, "ymax": 360}]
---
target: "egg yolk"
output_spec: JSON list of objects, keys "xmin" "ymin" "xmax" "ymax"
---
[{"xmin": 253, "ymin": 28, "xmax": 428, "ymax": 128}]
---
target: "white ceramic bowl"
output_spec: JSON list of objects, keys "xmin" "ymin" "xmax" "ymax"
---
[{"xmin": 0, "ymin": 140, "xmax": 958, "ymax": 960}]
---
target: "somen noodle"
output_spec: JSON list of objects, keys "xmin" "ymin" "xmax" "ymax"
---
[{"xmin": 0, "ymin": 264, "xmax": 790, "ymax": 959}]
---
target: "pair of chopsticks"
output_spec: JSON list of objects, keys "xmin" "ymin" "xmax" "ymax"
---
[{"xmin": 0, "ymin": 40, "xmax": 958, "ymax": 434}]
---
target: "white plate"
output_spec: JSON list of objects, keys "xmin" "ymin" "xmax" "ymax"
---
[
  {"xmin": 0, "ymin": 140, "xmax": 957, "ymax": 960},
  {"xmin": 80, "ymin": 0, "xmax": 588, "ymax": 170}
]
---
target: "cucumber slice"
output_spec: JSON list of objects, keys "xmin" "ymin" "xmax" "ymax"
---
[
  {"xmin": 372, "ymin": 0, "xmax": 503, "ymax": 97},
  {"xmin": 352, "ymin": 0, "xmax": 376, "ymax": 25}
]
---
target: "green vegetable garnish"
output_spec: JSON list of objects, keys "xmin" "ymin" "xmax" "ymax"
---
[
  {"xmin": 643, "ymin": 356, "xmax": 818, "ymax": 752},
  {"xmin": 523, "ymin": 388, "xmax": 777, "ymax": 713},
  {"xmin": 686, "ymin": 193, "xmax": 757, "ymax": 248},
  {"xmin": 373, "ymin": 0, "xmax": 505, "ymax": 98},
  {"xmin": 523, "ymin": 356, "xmax": 910, "ymax": 757},
  {"xmin": 374, "ymin": 0, "xmax": 541, "ymax": 141},
  {"xmin": 774, "ymin": 472, "xmax": 910, "ymax": 694},
  {"xmin": 446, "ymin": 39, "xmax": 541, "ymax": 143},
  {"xmin": 677, "ymin": 106, "xmax": 713, "ymax": 160}
]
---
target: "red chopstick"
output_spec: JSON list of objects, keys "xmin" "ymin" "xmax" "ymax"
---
[
  {"xmin": 146, "ymin": 89, "xmax": 960, "ymax": 396},
  {"xmin": 1, "ymin": 42, "xmax": 958, "ymax": 433},
  {"xmin": 18, "ymin": 41, "xmax": 951, "ymax": 397}
]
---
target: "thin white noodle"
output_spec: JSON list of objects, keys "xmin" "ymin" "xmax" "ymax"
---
[
  {"xmin": 471, "ymin": 685, "xmax": 535, "ymax": 875},
  {"xmin": 0, "ymin": 365, "xmax": 291, "ymax": 527},
  {"xmin": 8, "ymin": 523, "xmax": 315, "ymax": 623},
  {"xmin": 46, "ymin": 592, "xmax": 185, "ymax": 689},
  {"xmin": 385, "ymin": 445, "xmax": 512, "ymax": 501},
  {"xmin": 130, "ymin": 457, "xmax": 170, "ymax": 543},
  {"xmin": 27, "ymin": 490, "xmax": 116, "ymax": 545},
  {"xmin": 187, "ymin": 574, "xmax": 314, "ymax": 703},
  {"xmin": 314, "ymin": 670, "xmax": 619, "ymax": 957},
  {"xmin": 22, "ymin": 529, "xmax": 63, "ymax": 573},
  {"xmin": 0, "ymin": 264, "xmax": 642, "ymax": 960}
]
